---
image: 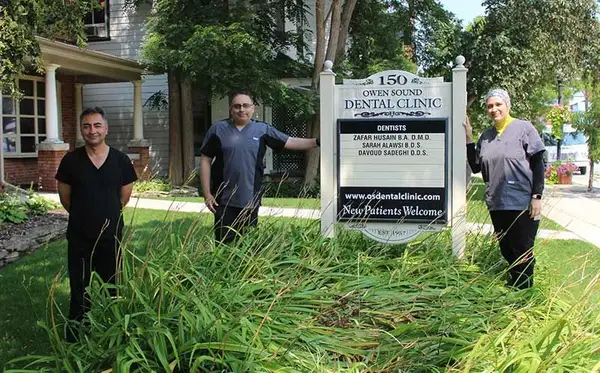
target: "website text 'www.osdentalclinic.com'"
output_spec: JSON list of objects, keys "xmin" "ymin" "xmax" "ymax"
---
[{"xmin": 344, "ymin": 191, "xmax": 441, "ymax": 202}]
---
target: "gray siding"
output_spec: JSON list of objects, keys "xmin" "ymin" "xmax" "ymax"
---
[
  {"xmin": 87, "ymin": 0, "xmax": 150, "ymax": 61},
  {"xmin": 83, "ymin": 75, "xmax": 169, "ymax": 177},
  {"xmin": 83, "ymin": 0, "xmax": 169, "ymax": 177}
]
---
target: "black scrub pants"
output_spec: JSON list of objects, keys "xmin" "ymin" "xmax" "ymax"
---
[
  {"xmin": 67, "ymin": 235, "xmax": 121, "ymax": 322},
  {"xmin": 214, "ymin": 205, "xmax": 259, "ymax": 244},
  {"xmin": 489, "ymin": 210, "xmax": 540, "ymax": 289}
]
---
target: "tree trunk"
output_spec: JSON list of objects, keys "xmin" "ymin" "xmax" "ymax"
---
[
  {"xmin": 304, "ymin": 0, "xmax": 357, "ymax": 186},
  {"xmin": 467, "ymin": 95, "xmax": 477, "ymax": 109},
  {"xmin": 407, "ymin": 0, "xmax": 417, "ymax": 63},
  {"xmin": 325, "ymin": 0, "xmax": 341, "ymax": 62},
  {"xmin": 180, "ymin": 79, "xmax": 195, "ymax": 185},
  {"xmin": 311, "ymin": 0, "xmax": 326, "ymax": 90},
  {"xmin": 334, "ymin": 0, "xmax": 358, "ymax": 65},
  {"xmin": 168, "ymin": 72, "xmax": 183, "ymax": 185},
  {"xmin": 588, "ymin": 165, "xmax": 594, "ymax": 191},
  {"xmin": 304, "ymin": 0, "xmax": 327, "ymax": 186},
  {"xmin": 304, "ymin": 114, "xmax": 321, "ymax": 185}
]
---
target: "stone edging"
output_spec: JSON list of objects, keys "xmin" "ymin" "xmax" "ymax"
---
[{"xmin": 0, "ymin": 214, "xmax": 68, "ymax": 269}]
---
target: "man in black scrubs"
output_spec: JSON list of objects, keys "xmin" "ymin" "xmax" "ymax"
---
[{"xmin": 56, "ymin": 107, "xmax": 137, "ymax": 340}]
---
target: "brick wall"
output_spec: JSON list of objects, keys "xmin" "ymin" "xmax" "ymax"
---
[
  {"xmin": 59, "ymin": 75, "xmax": 77, "ymax": 149},
  {"xmin": 4, "ymin": 159, "xmax": 39, "ymax": 186},
  {"xmin": 38, "ymin": 149, "xmax": 69, "ymax": 192},
  {"xmin": 2, "ymin": 75, "xmax": 76, "ymax": 187}
]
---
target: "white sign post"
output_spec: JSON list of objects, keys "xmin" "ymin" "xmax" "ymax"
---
[{"xmin": 320, "ymin": 56, "xmax": 468, "ymax": 257}]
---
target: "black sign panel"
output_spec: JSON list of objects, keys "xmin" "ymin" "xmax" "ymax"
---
[
  {"xmin": 338, "ymin": 118, "xmax": 446, "ymax": 134},
  {"xmin": 338, "ymin": 186, "xmax": 447, "ymax": 223}
]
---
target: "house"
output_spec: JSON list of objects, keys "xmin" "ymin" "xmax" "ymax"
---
[
  {"xmin": 1, "ymin": 0, "xmax": 320, "ymax": 191},
  {"xmin": 1, "ymin": 36, "xmax": 148, "ymax": 192}
]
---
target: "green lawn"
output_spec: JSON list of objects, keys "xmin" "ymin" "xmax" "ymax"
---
[
  {"xmin": 139, "ymin": 195, "xmax": 321, "ymax": 209},
  {"xmin": 140, "ymin": 181, "xmax": 566, "ymax": 231},
  {"xmin": 0, "ymin": 239, "xmax": 69, "ymax": 369},
  {"xmin": 467, "ymin": 180, "xmax": 564, "ymax": 231},
  {"xmin": 0, "ymin": 207, "xmax": 592, "ymax": 369}
]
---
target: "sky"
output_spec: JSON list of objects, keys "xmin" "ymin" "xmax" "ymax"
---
[{"xmin": 437, "ymin": 0, "xmax": 485, "ymax": 24}]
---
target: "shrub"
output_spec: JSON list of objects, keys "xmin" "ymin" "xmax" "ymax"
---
[
  {"xmin": 0, "ymin": 192, "xmax": 58, "ymax": 224},
  {"xmin": 25, "ymin": 193, "xmax": 59, "ymax": 216},
  {"xmin": 262, "ymin": 180, "xmax": 320, "ymax": 198},
  {"xmin": 546, "ymin": 104, "xmax": 572, "ymax": 139},
  {"xmin": 0, "ymin": 194, "xmax": 28, "ymax": 224},
  {"xmin": 545, "ymin": 163, "xmax": 559, "ymax": 184},
  {"xmin": 6, "ymin": 219, "xmax": 599, "ymax": 372},
  {"xmin": 133, "ymin": 179, "xmax": 173, "ymax": 194},
  {"xmin": 545, "ymin": 161, "xmax": 579, "ymax": 184}
]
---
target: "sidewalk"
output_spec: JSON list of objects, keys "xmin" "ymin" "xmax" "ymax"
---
[
  {"xmin": 541, "ymin": 178, "xmax": 600, "ymax": 247},
  {"xmin": 40, "ymin": 193, "xmax": 580, "ymax": 242}
]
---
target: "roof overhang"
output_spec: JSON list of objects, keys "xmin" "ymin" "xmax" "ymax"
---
[{"xmin": 37, "ymin": 36, "xmax": 148, "ymax": 82}]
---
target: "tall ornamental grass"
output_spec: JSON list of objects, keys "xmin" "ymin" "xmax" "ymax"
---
[{"xmin": 6, "ymin": 213, "xmax": 599, "ymax": 372}]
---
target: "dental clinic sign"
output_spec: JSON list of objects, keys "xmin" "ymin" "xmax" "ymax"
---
[{"xmin": 319, "ymin": 58, "xmax": 469, "ymax": 256}]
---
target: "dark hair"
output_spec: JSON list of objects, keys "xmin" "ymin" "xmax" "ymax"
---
[
  {"xmin": 229, "ymin": 91, "xmax": 255, "ymax": 105},
  {"xmin": 80, "ymin": 106, "xmax": 106, "ymax": 124}
]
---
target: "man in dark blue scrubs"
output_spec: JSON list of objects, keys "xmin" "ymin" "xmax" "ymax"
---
[
  {"xmin": 200, "ymin": 91, "xmax": 320, "ymax": 243},
  {"xmin": 56, "ymin": 107, "xmax": 137, "ymax": 340}
]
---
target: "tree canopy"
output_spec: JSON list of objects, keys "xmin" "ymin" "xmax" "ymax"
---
[
  {"xmin": 141, "ymin": 0, "xmax": 312, "ymax": 104},
  {"xmin": 0, "ymin": 0, "xmax": 90, "ymax": 98},
  {"xmin": 454, "ymin": 0, "xmax": 600, "ymax": 126}
]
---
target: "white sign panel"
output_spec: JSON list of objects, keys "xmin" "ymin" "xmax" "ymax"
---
[{"xmin": 338, "ymin": 71, "xmax": 451, "ymax": 121}]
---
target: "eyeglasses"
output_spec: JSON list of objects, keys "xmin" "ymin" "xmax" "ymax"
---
[{"xmin": 231, "ymin": 103, "xmax": 254, "ymax": 110}]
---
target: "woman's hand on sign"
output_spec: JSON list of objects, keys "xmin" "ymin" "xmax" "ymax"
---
[{"xmin": 463, "ymin": 116, "xmax": 474, "ymax": 144}]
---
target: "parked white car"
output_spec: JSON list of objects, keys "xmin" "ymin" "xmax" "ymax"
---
[{"xmin": 542, "ymin": 124, "xmax": 590, "ymax": 175}]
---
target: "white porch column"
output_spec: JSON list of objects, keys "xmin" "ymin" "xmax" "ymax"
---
[
  {"xmin": 133, "ymin": 80, "xmax": 144, "ymax": 141},
  {"xmin": 75, "ymin": 83, "xmax": 84, "ymax": 145},
  {"xmin": 128, "ymin": 79, "xmax": 150, "ymax": 180},
  {"xmin": 43, "ymin": 64, "xmax": 63, "ymax": 144}
]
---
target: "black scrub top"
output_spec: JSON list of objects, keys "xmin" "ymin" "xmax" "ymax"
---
[{"xmin": 56, "ymin": 146, "xmax": 138, "ymax": 241}]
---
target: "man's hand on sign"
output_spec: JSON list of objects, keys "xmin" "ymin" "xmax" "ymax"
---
[
  {"xmin": 204, "ymin": 194, "xmax": 219, "ymax": 213},
  {"xmin": 463, "ymin": 116, "xmax": 474, "ymax": 144}
]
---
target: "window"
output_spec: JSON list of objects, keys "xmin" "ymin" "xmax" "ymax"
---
[
  {"xmin": 542, "ymin": 131, "xmax": 586, "ymax": 146},
  {"xmin": 562, "ymin": 131, "xmax": 586, "ymax": 146},
  {"xmin": 1, "ymin": 77, "xmax": 46, "ymax": 156},
  {"xmin": 542, "ymin": 132, "xmax": 557, "ymax": 146},
  {"xmin": 85, "ymin": 0, "xmax": 109, "ymax": 40}
]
